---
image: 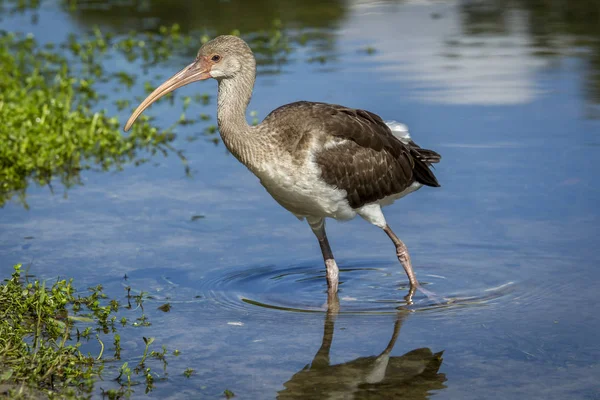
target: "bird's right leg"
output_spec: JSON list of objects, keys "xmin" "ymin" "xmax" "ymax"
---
[{"xmin": 307, "ymin": 217, "xmax": 339, "ymax": 294}]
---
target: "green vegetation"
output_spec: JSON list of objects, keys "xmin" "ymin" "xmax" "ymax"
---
[
  {"xmin": 360, "ymin": 46, "xmax": 377, "ymax": 55},
  {"xmin": 0, "ymin": 31, "xmax": 188, "ymax": 208},
  {"xmin": 0, "ymin": 264, "xmax": 183, "ymax": 399},
  {"xmin": 0, "ymin": 21, "xmax": 209, "ymax": 208}
]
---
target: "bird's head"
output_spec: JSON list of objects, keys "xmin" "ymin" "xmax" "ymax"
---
[{"xmin": 124, "ymin": 35, "xmax": 254, "ymax": 132}]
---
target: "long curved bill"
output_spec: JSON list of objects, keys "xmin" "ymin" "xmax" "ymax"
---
[{"xmin": 124, "ymin": 58, "xmax": 211, "ymax": 132}]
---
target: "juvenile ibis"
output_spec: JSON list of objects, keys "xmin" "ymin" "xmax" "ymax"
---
[{"xmin": 124, "ymin": 35, "xmax": 441, "ymax": 298}]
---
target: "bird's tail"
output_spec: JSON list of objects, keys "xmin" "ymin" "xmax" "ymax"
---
[
  {"xmin": 415, "ymin": 148, "xmax": 441, "ymax": 164},
  {"xmin": 385, "ymin": 120, "xmax": 441, "ymax": 187},
  {"xmin": 412, "ymin": 147, "xmax": 441, "ymax": 188}
]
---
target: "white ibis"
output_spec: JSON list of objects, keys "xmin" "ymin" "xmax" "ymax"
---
[{"xmin": 125, "ymin": 35, "xmax": 441, "ymax": 298}]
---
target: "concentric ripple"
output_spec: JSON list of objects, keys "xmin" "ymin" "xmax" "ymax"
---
[
  {"xmin": 194, "ymin": 260, "xmax": 516, "ymax": 314},
  {"xmin": 115, "ymin": 260, "xmax": 516, "ymax": 315}
]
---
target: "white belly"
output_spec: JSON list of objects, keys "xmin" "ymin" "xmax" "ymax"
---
[
  {"xmin": 257, "ymin": 157, "xmax": 357, "ymax": 220},
  {"xmin": 256, "ymin": 161, "xmax": 422, "ymax": 223}
]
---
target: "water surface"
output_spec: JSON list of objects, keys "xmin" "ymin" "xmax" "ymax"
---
[{"xmin": 1, "ymin": 0, "xmax": 599, "ymax": 398}]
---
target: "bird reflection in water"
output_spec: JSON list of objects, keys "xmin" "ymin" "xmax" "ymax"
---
[{"xmin": 278, "ymin": 295, "xmax": 446, "ymax": 399}]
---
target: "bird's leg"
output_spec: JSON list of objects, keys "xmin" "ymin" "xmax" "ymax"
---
[
  {"xmin": 307, "ymin": 217, "xmax": 339, "ymax": 294},
  {"xmin": 382, "ymin": 224, "xmax": 419, "ymax": 301},
  {"xmin": 383, "ymin": 226, "xmax": 445, "ymax": 305}
]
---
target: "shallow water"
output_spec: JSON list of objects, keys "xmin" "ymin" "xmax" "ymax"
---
[{"xmin": 1, "ymin": 0, "xmax": 600, "ymax": 398}]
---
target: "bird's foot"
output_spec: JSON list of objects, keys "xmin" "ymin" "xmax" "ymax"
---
[
  {"xmin": 404, "ymin": 285, "xmax": 416, "ymax": 305},
  {"xmin": 405, "ymin": 283, "xmax": 447, "ymax": 306}
]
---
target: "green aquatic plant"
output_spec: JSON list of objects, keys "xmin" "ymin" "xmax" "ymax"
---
[
  {"xmin": 0, "ymin": 31, "xmax": 187, "ymax": 208},
  {"xmin": 361, "ymin": 46, "xmax": 377, "ymax": 55},
  {"xmin": 0, "ymin": 264, "xmax": 193, "ymax": 398},
  {"xmin": 248, "ymin": 19, "xmax": 292, "ymax": 67}
]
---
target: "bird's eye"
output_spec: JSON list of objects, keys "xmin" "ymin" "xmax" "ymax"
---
[{"xmin": 211, "ymin": 55, "xmax": 221, "ymax": 62}]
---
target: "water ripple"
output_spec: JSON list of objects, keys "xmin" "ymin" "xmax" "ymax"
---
[{"xmin": 118, "ymin": 260, "xmax": 517, "ymax": 315}]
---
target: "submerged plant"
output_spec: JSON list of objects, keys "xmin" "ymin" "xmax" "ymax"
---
[
  {"xmin": 0, "ymin": 31, "xmax": 187, "ymax": 208},
  {"xmin": 0, "ymin": 264, "xmax": 183, "ymax": 398}
]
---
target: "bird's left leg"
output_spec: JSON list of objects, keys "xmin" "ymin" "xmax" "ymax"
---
[
  {"xmin": 307, "ymin": 217, "xmax": 339, "ymax": 294},
  {"xmin": 382, "ymin": 224, "xmax": 419, "ymax": 289},
  {"xmin": 383, "ymin": 225, "xmax": 446, "ymax": 303},
  {"xmin": 357, "ymin": 205, "xmax": 419, "ymax": 301},
  {"xmin": 358, "ymin": 205, "xmax": 444, "ymax": 304}
]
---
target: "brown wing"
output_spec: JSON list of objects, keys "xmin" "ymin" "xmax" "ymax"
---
[
  {"xmin": 316, "ymin": 140, "xmax": 414, "ymax": 208},
  {"xmin": 309, "ymin": 102, "xmax": 440, "ymax": 208}
]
